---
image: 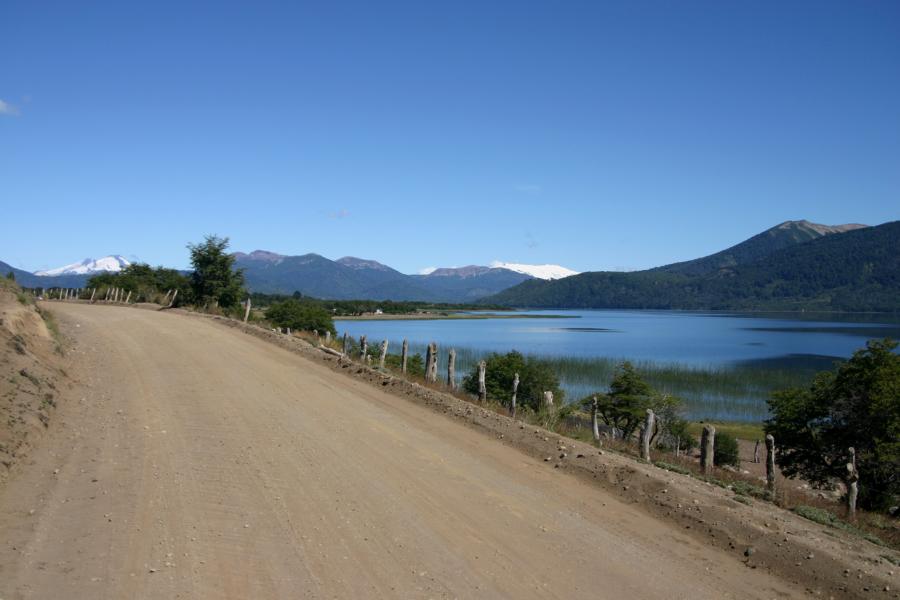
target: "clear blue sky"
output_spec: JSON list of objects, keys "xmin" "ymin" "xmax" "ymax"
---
[{"xmin": 2, "ymin": 1, "xmax": 898, "ymax": 274}]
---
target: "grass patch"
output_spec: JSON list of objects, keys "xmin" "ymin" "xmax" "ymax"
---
[
  {"xmin": 793, "ymin": 505, "xmax": 885, "ymax": 547},
  {"xmin": 655, "ymin": 461, "xmax": 691, "ymax": 476},
  {"xmin": 686, "ymin": 421, "xmax": 765, "ymax": 441}
]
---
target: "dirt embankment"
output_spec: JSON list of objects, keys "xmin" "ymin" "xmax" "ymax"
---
[{"xmin": 0, "ymin": 282, "xmax": 69, "ymax": 485}]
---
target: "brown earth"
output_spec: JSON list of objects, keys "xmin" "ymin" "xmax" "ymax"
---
[
  {"xmin": 0, "ymin": 302, "xmax": 897, "ymax": 599},
  {"xmin": 0, "ymin": 283, "xmax": 68, "ymax": 486}
]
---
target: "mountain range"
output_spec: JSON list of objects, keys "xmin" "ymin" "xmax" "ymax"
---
[
  {"xmin": 484, "ymin": 220, "xmax": 900, "ymax": 312},
  {"xmin": 232, "ymin": 251, "xmax": 566, "ymax": 302}
]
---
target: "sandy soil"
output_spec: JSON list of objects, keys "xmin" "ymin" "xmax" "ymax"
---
[{"xmin": 0, "ymin": 304, "xmax": 894, "ymax": 599}]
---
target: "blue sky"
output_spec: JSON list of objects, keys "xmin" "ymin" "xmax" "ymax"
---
[{"xmin": 2, "ymin": 1, "xmax": 898, "ymax": 274}]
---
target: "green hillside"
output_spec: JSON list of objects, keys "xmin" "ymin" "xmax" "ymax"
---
[{"xmin": 484, "ymin": 220, "xmax": 900, "ymax": 311}]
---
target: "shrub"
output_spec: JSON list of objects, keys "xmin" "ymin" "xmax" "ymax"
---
[
  {"xmin": 714, "ymin": 431, "xmax": 740, "ymax": 467},
  {"xmin": 384, "ymin": 353, "xmax": 425, "ymax": 377},
  {"xmin": 265, "ymin": 299, "xmax": 336, "ymax": 335},
  {"xmin": 187, "ymin": 235, "xmax": 245, "ymax": 309},
  {"xmin": 462, "ymin": 351, "xmax": 563, "ymax": 411}
]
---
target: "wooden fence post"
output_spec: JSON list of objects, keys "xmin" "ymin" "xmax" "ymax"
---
[
  {"xmin": 342, "ymin": 333, "xmax": 349, "ymax": 356},
  {"xmin": 447, "ymin": 349, "xmax": 456, "ymax": 390},
  {"xmin": 700, "ymin": 424, "xmax": 716, "ymax": 475},
  {"xmin": 477, "ymin": 360, "xmax": 487, "ymax": 402},
  {"xmin": 401, "ymin": 339, "xmax": 408, "ymax": 373},
  {"xmin": 379, "ymin": 339, "xmax": 388, "ymax": 369},
  {"xmin": 847, "ymin": 446, "xmax": 859, "ymax": 520},
  {"xmin": 325, "ymin": 331, "xmax": 331, "ymax": 344},
  {"xmin": 591, "ymin": 396, "xmax": 600, "ymax": 442},
  {"xmin": 125, "ymin": 291, "xmax": 132, "ymax": 304},
  {"xmin": 640, "ymin": 409, "xmax": 655, "ymax": 461},
  {"xmin": 543, "ymin": 391, "xmax": 554, "ymax": 409},
  {"xmin": 360, "ymin": 335, "xmax": 367, "ymax": 361},
  {"xmin": 511, "ymin": 372, "xmax": 519, "ymax": 418},
  {"xmin": 89, "ymin": 288, "xmax": 96, "ymax": 303},
  {"xmin": 765, "ymin": 434, "xmax": 776, "ymax": 495},
  {"xmin": 243, "ymin": 298, "xmax": 252, "ymax": 323},
  {"xmin": 426, "ymin": 342, "xmax": 438, "ymax": 383},
  {"xmin": 754, "ymin": 439, "xmax": 761, "ymax": 464}
]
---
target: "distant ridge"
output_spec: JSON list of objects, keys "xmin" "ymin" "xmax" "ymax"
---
[
  {"xmin": 656, "ymin": 220, "xmax": 868, "ymax": 276},
  {"xmin": 483, "ymin": 220, "xmax": 899, "ymax": 312}
]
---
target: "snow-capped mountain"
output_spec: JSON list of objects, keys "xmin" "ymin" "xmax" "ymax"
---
[
  {"xmin": 35, "ymin": 255, "xmax": 131, "ymax": 276},
  {"xmin": 489, "ymin": 261, "xmax": 579, "ymax": 280}
]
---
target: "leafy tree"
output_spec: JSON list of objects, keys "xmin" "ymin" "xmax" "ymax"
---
[
  {"xmin": 265, "ymin": 299, "xmax": 336, "ymax": 335},
  {"xmin": 5, "ymin": 271, "xmax": 14, "ymax": 281},
  {"xmin": 714, "ymin": 432, "xmax": 740, "ymax": 467},
  {"xmin": 462, "ymin": 351, "xmax": 563, "ymax": 411},
  {"xmin": 765, "ymin": 339, "xmax": 900, "ymax": 510},
  {"xmin": 187, "ymin": 235, "xmax": 245, "ymax": 309},
  {"xmin": 593, "ymin": 362, "xmax": 654, "ymax": 439}
]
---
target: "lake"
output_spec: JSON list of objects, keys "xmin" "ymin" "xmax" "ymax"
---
[{"xmin": 336, "ymin": 310, "xmax": 900, "ymax": 423}]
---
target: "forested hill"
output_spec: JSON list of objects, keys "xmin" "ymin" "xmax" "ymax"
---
[{"xmin": 483, "ymin": 220, "xmax": 900, "ymax": 311}]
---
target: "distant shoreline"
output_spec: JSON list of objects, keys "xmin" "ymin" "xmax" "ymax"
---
[{"xmin": 334, "ymin": 312, "xmax": 577, "ymax": 321}]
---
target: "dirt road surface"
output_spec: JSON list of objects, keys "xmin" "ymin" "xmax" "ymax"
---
[{"xmin": 0, "ymin": 304, "xmax": 805, "ymax": 599}]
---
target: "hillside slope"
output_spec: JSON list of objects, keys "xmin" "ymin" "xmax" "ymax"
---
[{"xmin": 485, "ymin": 220, "xmax": 900, "ymax": 311}]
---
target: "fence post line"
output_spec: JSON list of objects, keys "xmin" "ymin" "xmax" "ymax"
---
[
  {"xmin": 243, "ymin": 297, "xmax": 252, "ymax": 323},
  {"xmin": 511, "ymin": 372, "xmax": 519, "ymax": 418},
  {"xmin": 640, "ymin": 409, "xmax": 655, "ymax": 461},
  {"xmin": 477, "ymin": 360, "xmax": 487, "ymax": 402},
  {"xmin": 401, "ymin": 339, "xmax": 408, "ymax": 373},
  {"xmin": 447, "ymin": 349, "xmax": 456, "ymax": 390},
  {"xmin": 591, "ymin": 396, "xmax": 600, "ymax": 442},
  {"xmin": 765, "ymin": 434, "xmax": 776, "ymax": 495},
  {"xmin": 700, "ymin": 424, "xmax": 716, "ymax": 475},
  {"xmin": 379, "ymin": 339, "xmax": 388, "ymax": 369}
]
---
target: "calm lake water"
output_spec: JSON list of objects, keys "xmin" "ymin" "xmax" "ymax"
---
[{"xmin": 336, "ymin": 310, "xmax": 900, "ymax": 422}]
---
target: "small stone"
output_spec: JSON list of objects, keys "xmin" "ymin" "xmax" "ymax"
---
[
  {"xmin": 806, "ymin": 554, "xmax": 814, "ymax": 560},
  {"xmin": 149, "ymin": 568, "xmax": 158, "ymax": 573},
  {"xmin": 544, "ymin": 457, "xmax": 552, "ymax": 462},
  {"xmin": 744, "ymin": 547, "xmax": 756, "ymax": 557}
]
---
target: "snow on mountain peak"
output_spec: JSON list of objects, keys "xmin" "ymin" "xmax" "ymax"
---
[
  {"xmin": 489, "ymin": 261, "xmax": 579, "ymax": 280},
  {"xmin": 35, "ymin": 255, "xmax": 131, "ymax": 276}
]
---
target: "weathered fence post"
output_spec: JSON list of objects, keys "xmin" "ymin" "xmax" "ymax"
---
[
  {"xmin": 477, "ymin": 360, "xmax": 487, "ymax": 402},
  {"xmin": 447, "ymin": 349, "xmax": 456, "ymax": 390},
  {"xmin": 847, "ymin": 446, "xmax": 859, "ymax": 520},
  {"xmin": 543, "ymin": 390, "xmax": 554, "ymax": 409},
  {"xmin": 379, "ymin": 339, "xmax": 388, "ymax": 369},
  {"xmin": 591, "ymin": 396, "xmax": 600, "ymax": 442},
  {"xmin": 765, "ymin": 434, "xmax": 776, "ymax": 495},
  {"xmin": 89, "ymin": 288, "xmax": 96, "ymax": 303},
  {"xmin": 754, "ymin": 439, "xmax": 761, "ymax": 464},
  {"xmin": 103, "ymin": 287, "xmax": 109, "ymax": 301},
  {"xmin": 325, "ymin": 330, "xmax": 331, "ymax": 344},
  {"xmin": 168, "ymin": 289, "xmax": 178, "ymax": 308},
  {"xmin": 700, "ymin": 424, "xmax": 716, "ymax": 475},
  {"xmin": 125, "ymin": 291, "xmax": 132, "ymax": 304},
  {"xmin": 243, "ymin": 298, "xmax": 252, "ymax": 323},
  {"xmin": 163, "ymin": 289, "xmax": 171, "ymax": 304},
  {"xmin": 640, "ymin": 409, "xmax": 655, "ymax": 462},
  {"xmin": 426, "ymin": 342, "xmax": 438, "ymax": 383},
  {"xmin": 401, "ymin": 339, "xmax": 408, "ymax": 373},
  {"xmin": 510, "ymin": 372, "xmax": 519, "ymax": 418},
  {"xmin": 342, "ymin": 333, "xmax": 349, "ymax": 356},
  {"xmin": 360, "ymin": 335, "xmax": 368, "ymax": 361}
]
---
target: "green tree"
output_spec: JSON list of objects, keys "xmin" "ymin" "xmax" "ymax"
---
[
  {"xmin": 265, "ymin": 299, "xmax": 336, "ymax": 335},
  {"xmin": 462, "ymin": 351, "xmax": 563, "ymax": 411},
  {"xmin": 714, "ymin": 432, "xmax": 740, "ymax": 467},
  {"xmin": 765, "ymin": 339, "xmax": 900, "ymax": 510},
  {"xmin": 594, "ymin": 362, "xmax": 654, "ymax": 439},
  {"xmin": 187, "ymin": 235, "xmax": 245, "ymax": 309},
  {"xmin": 5, "ymin": 271, "xmax": 14, "ymax": 281}
]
